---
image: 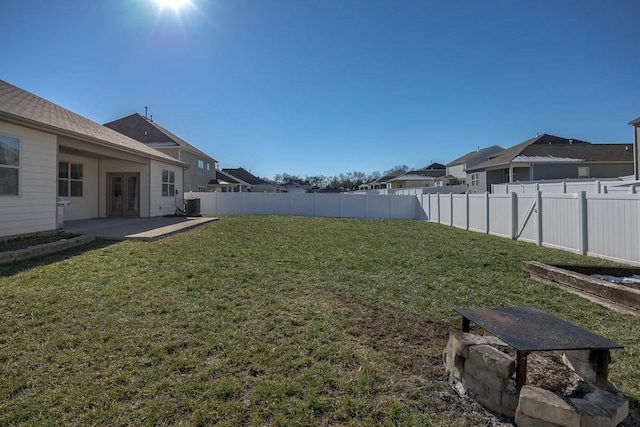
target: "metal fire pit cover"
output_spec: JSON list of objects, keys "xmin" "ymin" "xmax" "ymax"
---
[{"xmin": 453, "ymin": 307, "xmax": 622, "ymax": 352}]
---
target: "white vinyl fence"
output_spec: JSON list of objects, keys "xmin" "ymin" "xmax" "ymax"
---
[
  {"xmin": 493, "ymin": 179, "xmax": 640, "ymax": 195},
  {"xmin": 189, "ymin": 190, "xmax": 640, "ymax": 266},
  {"xmin": 423, "ymin": 192, "xmax": 640, "ymax": 266},
  {"xmin": 195, "ymin": 192, "xmax": 424, "ymax": 220}
]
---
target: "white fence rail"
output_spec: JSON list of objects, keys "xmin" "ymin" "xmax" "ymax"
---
[{"xmin": 190, "ymin": 190, "xmax": 640, "ymax": 266}]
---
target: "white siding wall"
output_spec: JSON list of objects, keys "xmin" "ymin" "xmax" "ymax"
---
[
  {"xmin": 0, "ymin": 122, "xmax": 57, "ymax": 238},
  {"xmin": 58, "ymin": 153, "xmax": 99, "ymax": 221},
  {"xmin": 149, "ymin": 160, "xmax": 183, "ymax": 217}
]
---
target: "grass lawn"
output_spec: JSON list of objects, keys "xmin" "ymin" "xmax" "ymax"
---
[{"xmin": 1, "ymin": 216, "xmax": 638, "ymax": 426}]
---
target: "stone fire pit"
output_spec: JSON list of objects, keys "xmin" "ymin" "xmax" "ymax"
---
[{"xmin": 444, "ymin": 331, "xmax": 629, "ymax": 426}]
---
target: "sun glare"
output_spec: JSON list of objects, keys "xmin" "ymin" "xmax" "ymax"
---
[{"xmin": 156, "ymin": 0, "xmax": 191, "ymax": 12}]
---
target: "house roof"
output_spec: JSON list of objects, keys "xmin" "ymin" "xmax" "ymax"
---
[
  {"xmin": 0, "ymin": 80, "xmax": 185, "ymax": 167},
  {"xmin": 208, "ymin": 169, "xmax": 246, "ymax": 186},
  {"xmin": 222, "ymin": 168, "xmax": 274, "ymax": 187},
  {"xmin": 104, "ymin": 113, "xmax": 217, "ymax": 163},
  {"xmin": 417, "ymin": 162, "xmax": 446, "ymax": 171},
  {"xmin": 446, "ymin": 145, "xmax": 504, "ymax": 167},
  {"xmin": 468, "ymin": 134, "xmax": 632, "ymax": 171},
  {"xmin": 371, "ymin": 169, "xmax": 406, "ymax": 184},
  {"xmin": 629, "ymin": 116, "xmax": 640, "ymax": 126}
]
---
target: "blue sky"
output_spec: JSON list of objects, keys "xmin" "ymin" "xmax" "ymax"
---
[{"xmin": 2, "ymin": 0, "xmax": 640, "ymax": 179}]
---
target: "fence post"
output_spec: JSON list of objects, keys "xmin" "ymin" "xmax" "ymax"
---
[
  {"xmin": 536, "ymin": 190, "xmax": 542, "ymax": 246},
  {"xmin": 450, "ymin": 193, "xmax": 454, "ymax": 226},
  {"xmin": 485, "ymin": 192, "xmax": 490, "ymax": 234},
  {"xmin": 562, "ymin": 181, "xmax": 567, "ymax": 193},
  {"xmin": 578, "ymin": 191, "xmax": 588, "ymax": 255},
  {"xmin": 511, "ymin": 192, "xmax": 518, "ymax": 239},
  {"xmin": 437, "ymin": 193, "xmax": 441, "ymax": 223},
  {"xmin": 465, "ymin": 192, "xmax": 470, "ymax": 230}
]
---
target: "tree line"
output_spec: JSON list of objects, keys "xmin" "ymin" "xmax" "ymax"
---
[{"xmin": 271, "ymin": 165, "xmax": 410, "ymax": 191}]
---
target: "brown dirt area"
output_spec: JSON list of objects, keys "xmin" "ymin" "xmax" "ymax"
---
[{"xmin": 330, "ymin": 291, "xmax": 640, "ymax": 426}]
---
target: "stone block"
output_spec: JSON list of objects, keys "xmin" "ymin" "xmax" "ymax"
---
[
  {"xmin": 516, "ymin": 386, "xmax": 580, "ymax": 427},
  {"xmin": 461, "ymin": 370, "xmax": 488, "ymax": 397},
  {"xmin": 562, "ymin": 350, "xmax": 596, "ymax": 383},
  {"xmin": 583, "ymin": 388, "xmax": 629, "ymax": 426},
  {"xmin": 515, "ymin": 411, "xmax": 567, "ymax": 427},
  {"xmin": 447, "ymin": 330, "xmax": 490, "ymax": 358},
  {"xmin": 474, "ymin": 387, "xmax": 505, "ymax": 416},
  {"xmin": 467, "ymin": 344, "xmax": 515, "ymax": 379},
  {"xmin": 443, "ymin": 346, "xmax": 465, "ymax": 380},
  {"xmin": 501, "ymin": 383, "xmax": 520, "ymax": 418},
  {"xmin": 464, "ymin": 358, "xmax": 510, "ymax": 392},
  {"xmin": 569, "ymin": 398, "xmax": 609, "ymax": 427}
]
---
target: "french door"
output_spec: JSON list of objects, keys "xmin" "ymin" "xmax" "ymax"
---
[{"xmin": 107, "ymin": 173, "xmax": 140, "ymax": 217}]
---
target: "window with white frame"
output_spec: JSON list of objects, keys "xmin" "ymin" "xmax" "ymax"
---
[
  {"xmin": 578, "ymin": 166, "xmax": 590, "ymax": 179},
  {"xmin": 162, "ymin": 169, "xmax": 175, "ymax": 196},
  {"xmin": 58, "ymin": 162, "xmax": 83, "ymax": 197},
  {"xmin": 206, "ymin": 162, "xmax": 211, "ymax": 177},
  {"xmin": 198, "ymin": 160, "xmax": 204, "ymax": 175},
  {"xmin": 0, "ymin": 135, "xmax": 19, "ymax": 195},
  {"xmin": 471, "ymin": 173, "xmax": 480, "ymax": 187}
]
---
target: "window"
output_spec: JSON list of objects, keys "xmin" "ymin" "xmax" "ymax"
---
[
  {"xmin": 162, "ymin": 169, "xmax": 175, "ymax": 196},
  {"xmin": 0, "ymin": 135, "xmax": 19, "ymax": 195},
  {"xmin": 198, "ymin": 185, "xmax": 206, "ymax": 192},
  {"xmin": 198, "ymin": 160, "xmax": 204, "ymax": 176},
  {"xmin": 58, "ymin": 162, "xmax": 83, "ymax": 197},
  {"xmin": 206, "ymin": 162, "xmax": 211, "ymax": 177},
  {"xmin": 471, "ymin": 173, "xmax": 480, "ymax": 187},
  {"xmin": 578, "ymin": 167, "xmax": 590, "ymax": 179}
]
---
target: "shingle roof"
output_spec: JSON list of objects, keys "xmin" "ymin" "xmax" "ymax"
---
[
  {"xmin": 446, "ymin": 145, "xmax": 504, "ymax": 167},
  {"xmin": 104, "ymin": 113, "xmax": 217, "ymax": 163},
  {"xmin": 0, "ymin": 80, "xmax": 185, "ymax": 166},
  {"xmin": 467, "ymin": 134, "xmax": 631, "ymax": 171},
  {"xmin": 222, "ymin": 168, "xmax": 273, "ymax": 187},
  {"xmin": 208, "ymin": 169, "xmax": 242, "ymax": 185}
]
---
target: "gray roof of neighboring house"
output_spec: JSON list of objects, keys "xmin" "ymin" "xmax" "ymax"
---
[
  {"xmin": 446, "ymin": 145, "xmax": 504, "ymax": 167},
  {"xmin": 629, "ymin": 116, "xmax": 640, "ymax": 125},
  {"xmin": 208, "ymin": 169, "xmax": 245, "ymax": 186},
  {"xmin": 104, "ymin": 113, "xmax": 217, "ymax": 163},
  {"xmin": 222, "ymin": 167, "xmax": 274, "ymax": 187},
  {"xmin": 0, "ymin": 80, "xmax": 185, "ymax": 166},
  {"xmin": 467, "ymin": 134, "xmax": 632, "ymax": 171}
]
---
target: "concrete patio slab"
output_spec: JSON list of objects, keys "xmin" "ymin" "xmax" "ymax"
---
[{"xmin": 63, "ymin": 216, "xmax": 218, "ymax": 241}]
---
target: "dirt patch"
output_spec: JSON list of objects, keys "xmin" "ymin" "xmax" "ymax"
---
[
  {"xmin": 324, "ymin": 291, "xmax": 640, "ymax": 426},
  {"xmin": 328, "ymin": 291, "xmax": 515, "ymax": 426}
]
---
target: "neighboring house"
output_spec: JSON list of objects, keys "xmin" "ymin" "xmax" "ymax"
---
[
  {"xmin": 445, "ymin": 145, "xmax": 504, "ymax": 179},
  {"xmin": 222, "ymin": 168, "xmax": 287, "ymax": 192},
  {"xmin": 629, "ymin": 116, "xmax": 640, "ymax": 179},
  {"xmin": 282, "ymin": 179, "xmax": 311, "ymax": 193},
  {"xmin": 208, "ymin": 168, "xmax": 251, "ymax": 192},
  {"xmin": 104, "ymin": 113, "xmax": 217, "ymax": 193},
  {"xmin": 387, "ymin": 163, "xmax": 447, "ymax": 189},
  {"xmin": 367, "ymin": 169, "xmax": 406, "ymax": 190},
  {"xmin": 466, "ymin": 134, "xmax": 634, "ymax": 194},
  {"xmin": 0, "ymin": 80, "xmax": 187, "ymax": 239}
]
